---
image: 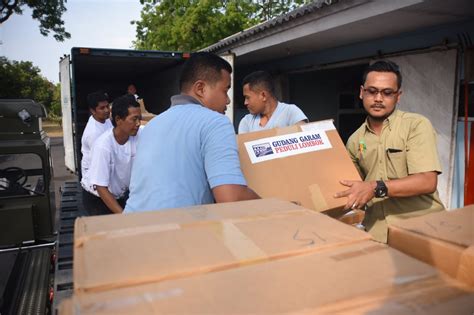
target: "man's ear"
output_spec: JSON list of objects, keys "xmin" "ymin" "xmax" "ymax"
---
[
  {"xmin": 192, "ymin": 80, "xmax": 206, "ymax": 98},
  {"xmin": 260, "ymin": 89, "xmax": 267, "ymax": 102},
  {"xmin": 359, "ymin": 85, "xmax": 364, "ymax": 100},
  {"xmin": 396, "ymin": 90, "xmax": 402, "ymax": 103},
  {"xmin": 114, "ymin": 115, "xmax": 122, "ymax": 126}
]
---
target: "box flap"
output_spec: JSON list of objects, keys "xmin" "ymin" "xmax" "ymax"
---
[{"xmin": 390, "ymin": 205, "xmax": 474, "ymax": 248}]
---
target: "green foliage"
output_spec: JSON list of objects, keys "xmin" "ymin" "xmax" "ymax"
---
[
  {"xmin": 49, "ymin": 83, "xmax": 62, "ymax": 118},
  {"xmin": 133, "ymin": 0, "xmax": 312, "ymax": 51},
  {"xmin": 256, "ymin": 0, "xmax": 313, "ymax": 21},
  {"xmin": 1, "ymin": 0, "xmax": 70, "ymax": 41},
  {"xmin": 0, "ymin": 57, "xmax": 61, "ymax": 117}
]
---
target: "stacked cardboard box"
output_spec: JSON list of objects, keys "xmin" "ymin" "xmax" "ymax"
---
[
  {"xmin": 237, "ymin": 120, "xmax": 361, "ymax": 217},
  {"xmin": 62, "ymin": 240, "xmax": 474, "ymax": 314},
  {"xmin": 59, "ymin": 199, "xmax": 474, "ymax": 314},
  {"xmin": 73, "ymin": 199, "xmax": 370, "ymax": 294},
  {"xmin": 388, "ymin": 205, "xmax": 474, "ymax": 288}
]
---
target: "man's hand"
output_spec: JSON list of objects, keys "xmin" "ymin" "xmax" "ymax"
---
[
  {"xmin": 334, "ymin": 180, "xmax": 376, "ymax": 210},
  {"xmin": 96, "ymin": 186, "xmax": 124, "ymax": 214}
]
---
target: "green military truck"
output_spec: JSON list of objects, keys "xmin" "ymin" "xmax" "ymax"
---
[{"xmin": 0, "ymin": 99, "xmax": 56, "ymax": 314}]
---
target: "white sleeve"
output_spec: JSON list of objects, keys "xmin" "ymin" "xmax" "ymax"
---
[
  {"xmin": 81, "ymin": 132, "xmax": 91, "ymax": 154},
  {"xmin": 88, "ymin": 144, "xmax": 112, "ymax": 188}
]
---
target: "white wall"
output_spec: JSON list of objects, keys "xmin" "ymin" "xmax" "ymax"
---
[{"xmin": 389, "ymin": 49, "xmax": 458, "ymax": 207}]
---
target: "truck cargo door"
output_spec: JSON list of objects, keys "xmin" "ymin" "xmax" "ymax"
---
[
  {"xmin": 219, "ymin": 53, "xmax": 235, "ymax": 124},
  {"xmin": 59, "ymin": 56, "xmax": 76, "ymax": 173}
]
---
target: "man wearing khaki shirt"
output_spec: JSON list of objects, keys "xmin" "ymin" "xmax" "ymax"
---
[{"xmin": 335, "ymin": 60, "xmax": 444, "ymax": 243}]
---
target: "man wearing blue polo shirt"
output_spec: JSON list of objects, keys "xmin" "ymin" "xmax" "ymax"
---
[
  {"xmin": 238, "ymin": 71, "xmax": 308, "ymax": 134},
  {"xmin": 124, "ymin": 52, "xmax": 259, "ymax": 213}
]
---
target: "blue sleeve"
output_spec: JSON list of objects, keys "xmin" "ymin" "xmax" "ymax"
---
[
  {"xmin": 203, "ymin": 115, "xmax": 247, "ymax": 188},
  {"xmin": 288, "ymin": 105, "xmax": 308, "ymax": 124},
  {"xmin": 238, "ymin": 115, "xmax": 250, "ymax": 134}
]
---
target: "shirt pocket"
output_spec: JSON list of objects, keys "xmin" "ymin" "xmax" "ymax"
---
[{"xmin": 386, "ymin": 148, "xmax": 408, "ymax": 179}]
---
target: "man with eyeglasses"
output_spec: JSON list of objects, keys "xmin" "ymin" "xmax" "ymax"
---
[{"xmin": 335, "ymin": 60, "xmax": 444, "ymax": 243}]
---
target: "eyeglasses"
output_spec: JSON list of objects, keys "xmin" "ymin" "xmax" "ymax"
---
[{"xmin": 363, "ymin": 87, "xmax": 399, "ymax": 98}]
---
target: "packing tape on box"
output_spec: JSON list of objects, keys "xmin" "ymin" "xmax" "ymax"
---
[
  {"xmin": 74, "ymin": 223, "xmax": 181, "ymax": 247},
  {"xmin": 210, "ymin": 221, "xmax": 267, "ymax": 261},
  {"xmin": 457, "ymin": 246, "xmax": 474, "ymax": 287},
  {"xmin": 309, "ymin": 184, "xmax": 329, "ymax": 212},
  {"xmin": 72, "ymin": 288, "xmax": 185, "ymax": 315},
  {"xmin": 330, "ymin": 243, "xmax": 385, "ymax": 261}
]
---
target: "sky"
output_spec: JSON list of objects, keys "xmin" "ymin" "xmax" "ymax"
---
[{"xmin": 0, "ymin": 0, "xmax": 142, "ymax": 83}]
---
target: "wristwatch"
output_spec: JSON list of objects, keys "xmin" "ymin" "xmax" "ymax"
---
[{"xmin": 374, "ymin": 180, "xmax": 388, "ymax": 198}]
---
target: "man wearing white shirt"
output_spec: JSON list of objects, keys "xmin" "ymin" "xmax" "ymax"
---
[
  {"xmin": 82, "ymin": 94, "xmax": 142, "ymax": 214},
  {"xmin": 238, "ymin": 71, "xmax": 308, "ymax": 134},
  {"xmin": 80, "ymin": 91, "xmax": 113, "ymax": 179}
]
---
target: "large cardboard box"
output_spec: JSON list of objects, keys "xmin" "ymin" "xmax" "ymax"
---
[
  {"xmin": 237, "ymin": 120, "xmax": 361, "ymax": 216},
  {"xmin": 65, "ymin": 241, "xmax": 474, "ymax": 314},
  {"xmin": 388, "ymin": 205, "xmax": 474, "ymax": 287},
  {"xmin": 75, "ymin": 198, "xmax": 305, "ymax": 245},
  {"xmin": 74, "ymin": 199, "xmax": 370, "ymax": 293}
]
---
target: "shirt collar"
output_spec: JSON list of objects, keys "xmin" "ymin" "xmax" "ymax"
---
[
  {"xmin": 363, "ymin": 109, "xmax": 400, "ymax": 134},
  {"xmin": 170, "ymin": 94, "xmax": 202, "ymax": 107}
]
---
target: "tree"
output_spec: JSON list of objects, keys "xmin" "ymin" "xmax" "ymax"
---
[
  {"xmin": 0, "ymin": 0, "xmax": 70, "ymax": 41},
  {"xmin": 133, "ymin": 0, "xmax": 312, "ymax": 51},
  {"xmin": 0, "ymin": 57, "xmax": 61, "ymax": 116},
  {"xmin": 256, "ymin": 0, "xmax": 313, "ymax": 21},
  {"xmin": 49, "ymin": 83, "xmax": 62, "ymax": 118}
]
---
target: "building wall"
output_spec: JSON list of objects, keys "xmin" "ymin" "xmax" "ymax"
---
[{"xmin": 233, "ymin": 19, "xmax": 473, "ymax": 206}]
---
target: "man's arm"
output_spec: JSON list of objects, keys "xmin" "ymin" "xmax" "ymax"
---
[
  {"xmin": 295, "ymin": 120, "xmax": 308, "ymax": 125},
  {"xmin": 238, "ymin": 116, "xmax": 249, "ymax": 134},
  {"xmin": 334, "ymin": 171, "xmax": 438, "ymax": 210},
  {"xmin": 96, "ymin": 186, "xmax": 123, "ymax": 214},
  {"xmin": 212, "ymin": 184, "xmax": 260, "ymax": 203}
]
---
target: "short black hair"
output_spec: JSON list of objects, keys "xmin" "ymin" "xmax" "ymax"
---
[
  {"xmin": 111, "ymin": 94, "xmax": 139, "ymax": 127},
  {"xmin": 179, "ymin": 52, "xmax": 232, "ymax": 91},
  {"xmin": 87, "ymin": 91, "xmax": 109, "ymax": 110},
  {"xmin": 362, "ymin": 60, "xmax": 402, "ymax": 89},
  {"xmin": 242, "ymin": 71, "xmax": 275, "ymax": 97}
]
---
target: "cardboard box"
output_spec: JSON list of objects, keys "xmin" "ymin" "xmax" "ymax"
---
[
  {"xmin": 237, "ymin": 120, "xmax": 361, "ymax": 216},
  {"xmin": 66, "ymin": 241, "xmax": 474, "ymax": 314},
  {"xmin": 338, "ymin": 209, "xmax": 365, "ymax": 226},
  {"xmin": 75, "ymin": 198, "xmax": 305, "ymax": 245},
  {"xmin": 74, "ymin": 199, "xmax": 370, "ymax": 293},
  {"xmin": 388, "ymin": 205, "xmax": 474, "ymax": 287},
  {"xmin": 57, "ymin": 298, "xmax": 73, "ymax": 315}
]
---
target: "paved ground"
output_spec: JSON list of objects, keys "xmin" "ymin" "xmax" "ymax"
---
[
  {"xmin": 43, "ymin": 120, "xmax": 78, "ymax": 209},
  {"xmin": 50, "ymin": 136, "xmax": 77, "ymax": 209}
]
